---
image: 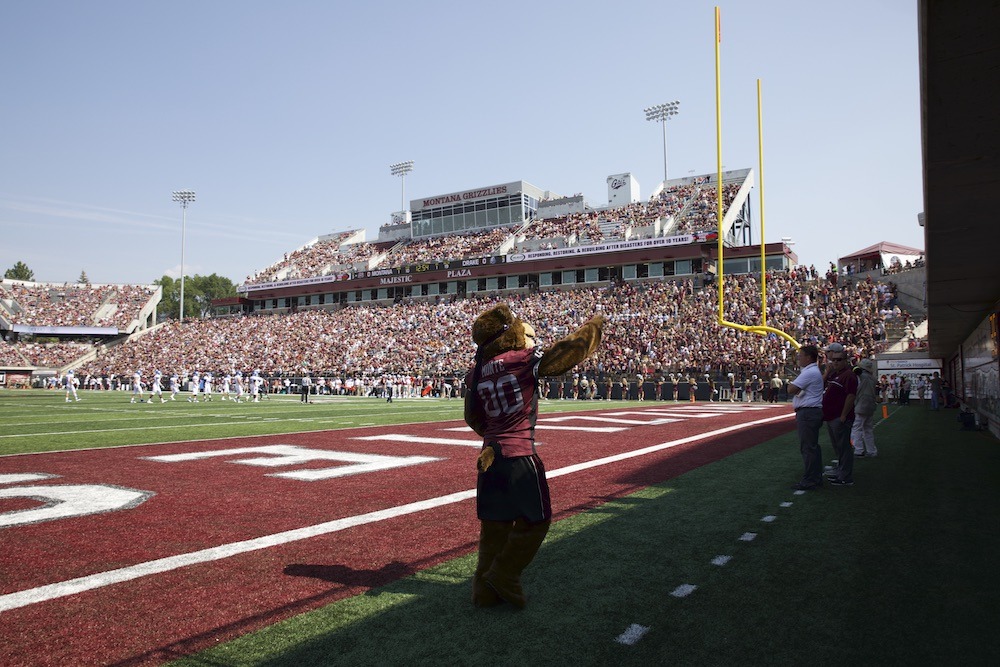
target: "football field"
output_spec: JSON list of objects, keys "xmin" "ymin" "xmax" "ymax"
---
[{"xmin": 1, "ymin": 391, "xmax": 998, "ymax": 666}]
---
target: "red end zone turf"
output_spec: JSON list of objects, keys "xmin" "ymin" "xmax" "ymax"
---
[{"xmin": 0, "ymin": 404, "xmax": 793, "ymax": 665}]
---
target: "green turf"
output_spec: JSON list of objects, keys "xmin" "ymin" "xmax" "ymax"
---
[
  {"xmin": 3, "ymin": 392, "xmax": 998, "ymax": 665},
  {"xmin": 0, "ymin": 390, "xmax": 625, "ymax": 455}
]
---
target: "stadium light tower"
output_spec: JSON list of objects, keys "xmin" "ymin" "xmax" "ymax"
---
[
  {"xmin": 389, "ymin": 160, "xmax": 415, "ymax": 212},
  {"xmin": 171, "ymin": 189, "xmax": 196, "ymax": 324},
  {"xmin": 644, "ymin": 100, "xmax": 680, "ymax": 188}
]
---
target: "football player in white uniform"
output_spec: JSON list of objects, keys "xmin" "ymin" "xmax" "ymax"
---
[
  {"xmin": 233, "ymin": 371, "xmax": 244, "ymax": 403},
  {"xmin": 188, "ymin": 370, "xmax": 200, "ymax": 402},
  {"xmin": 250, "ymin": 370, "xmax": 262, "ymax": 402},
  {"xmin": 150, "ymin": 370, "xmax": 166, "ymax": 403},
  {"xmin": 64, "ymin": 370, "xmax": 80, "ymax": 402},
  {"xmin": 130, "ymin": 370, "xmax": 144, "ymax": 403}
]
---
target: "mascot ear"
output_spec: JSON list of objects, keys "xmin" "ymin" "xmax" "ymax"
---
[{"xmin": 522, "ymin": 322, "xmax": 536, "ymax": 348}]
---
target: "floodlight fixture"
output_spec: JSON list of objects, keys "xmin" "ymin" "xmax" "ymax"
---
[
  {"xmin": 644, "ymin": 101, "xmax": 681, "ymax": 187},
  {"xmin": 390, "ymin": 161, "xmax": 414, "ymax": 213},
  {"xmin": 171, "ymin": 190, "xmax": 196, "ymax": 323}
]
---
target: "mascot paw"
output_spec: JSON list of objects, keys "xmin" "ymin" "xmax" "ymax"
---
[{"xmin": 476, "ymin": 447, "xmax": 495, "ymax": 473}]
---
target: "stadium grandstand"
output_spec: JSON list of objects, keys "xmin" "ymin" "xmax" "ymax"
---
[
  {"xmin": 0, "ymin": 279, "xmax": 160, "ymax": 387},
  {"xmin": 1, "ymin": 168, "xmax": 929, "ymax": 396}
]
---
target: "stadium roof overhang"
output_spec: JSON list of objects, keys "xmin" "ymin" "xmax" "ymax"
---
[
  {"xmin": 840, "ymin": 242, "xmax": 923, "ymax": 262},
  {"xmin": 920, "ymin": 0, "xmax": 1000, "ymax": 359}
]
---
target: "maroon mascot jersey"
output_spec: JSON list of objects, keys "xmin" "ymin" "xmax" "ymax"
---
[{"xmin": 465, "ymin": 346, "xmax": 544, "ymax": 458}]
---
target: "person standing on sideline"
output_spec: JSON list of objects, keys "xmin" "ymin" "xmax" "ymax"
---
[
  {"xmin": 929, "ymin": 371, "xmax": 942, "ymax": 410},
  {"xmin": 769, "ymin": 373, "xmax": 783, "ymax": 403},
  {"xmin": 915, "ymin": 374, "xmax": 928, "ymax": 407},
  {"xmin": 300, "ymin": 372, "xmax": 312, "ymax": 404},
  {"xmin": 823, "ymin": 342, "xmax": 858, "ymax": 487},
  {"xmin": 787, "ymin": 344, "xmax": 825, "ymax": 491},
  {"xmin": 852, "ymin": 359, "xmax": 878, "ymax": 457}
]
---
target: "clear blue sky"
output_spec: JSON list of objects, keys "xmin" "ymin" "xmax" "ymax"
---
[{"xmin": 0, "ymin": 0, "xmax": 922, "ymax": 286}]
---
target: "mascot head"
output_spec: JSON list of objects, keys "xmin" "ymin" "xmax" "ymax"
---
[{"xmin": 472, "ymin": 304, "xmax": 534, "ymax": 361}]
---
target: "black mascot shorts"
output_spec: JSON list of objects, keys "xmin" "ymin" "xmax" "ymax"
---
[{"xmin": 476, "ymin": 443, "xmax": 552, "ymax": 524}]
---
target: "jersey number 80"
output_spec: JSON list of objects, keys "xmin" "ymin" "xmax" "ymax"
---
[{"xmin": 476, "ymin": 373, "xmax": 526, "ymax": 417}]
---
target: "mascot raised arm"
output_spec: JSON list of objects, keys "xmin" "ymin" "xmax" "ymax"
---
[{"xmin": 464, "ymin": 303, "xmax": 605, "ymax": 608}]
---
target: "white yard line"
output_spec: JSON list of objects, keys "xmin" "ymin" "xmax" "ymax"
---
[{"xmin": 615, "ymin": 624, "xmax": 651, "ymax": 645}]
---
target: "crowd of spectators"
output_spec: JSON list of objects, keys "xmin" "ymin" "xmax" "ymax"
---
[
  {"xmin": 845, "ymin": 256, "xmax": 925, "ymax": 276},
  {"xmin": 101, "ymin": 285, "xmax": 157, "ymax": 329},
  {"xmin": 244, "ymin": 228, "xmax": 515, "ymax": 287},
  {"xmin": 389, "ymin": 227, "xmax": 511, "ymax": 266},
  {"xmin": 245, "ymin": 231, "xmax": 357, "ymax": 284},
  {"xmin": 669, "ymin": 183, "xmax": 742, "ymax": 233},
  {"xmin": 884, "ymin": 256, "xmax": 924, "ymax": 273},
  {"xmin": 0, "ymin": 342, "xmax": 28, "ymax": 366},
  {"xmin": 517, "ymin": 182, "xmax": 744, "ymax": 247},
  {"xmin": 13, "ymin": 342, "xmax": 94, "ymax": 368},
  {"xmin": 74, "ymin": 269, "xmax": 902, "ymax": 389},
  {"xmin": 1, "ymin": 281, "xmax": 155, "ymax": 330},
  {"xmin": 523, "ymin": 211, "xmax": 605, "ymax": 244}
]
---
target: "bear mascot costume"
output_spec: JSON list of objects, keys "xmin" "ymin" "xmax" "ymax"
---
[{"xmin": 464, "ymin": 303, "xmax": 605, "ymax": 608}]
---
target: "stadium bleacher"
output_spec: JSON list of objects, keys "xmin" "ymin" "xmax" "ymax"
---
[{"xmin": 75, "ymin": 269, "xmax": 913, "ymax": 391}]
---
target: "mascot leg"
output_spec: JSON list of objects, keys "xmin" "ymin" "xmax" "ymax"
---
[
  {"xmin": 472, "ymin": 520, "xmax": 511, "ymax": 607},
  {"xmin": 483, "ymin": 518, "xmax": 551, "ymax": 609}
]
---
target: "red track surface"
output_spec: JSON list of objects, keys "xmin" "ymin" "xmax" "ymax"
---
[{"xmin": 0, "ymin": 404, "xmax": 793, "ymax": 666}]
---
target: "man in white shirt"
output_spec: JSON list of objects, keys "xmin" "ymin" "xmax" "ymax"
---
[{"xmin": 787, "ymin": 344, "xmax": 825, "ymax": 490}]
